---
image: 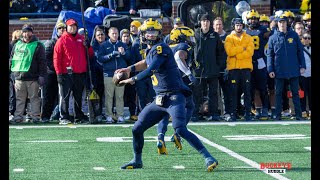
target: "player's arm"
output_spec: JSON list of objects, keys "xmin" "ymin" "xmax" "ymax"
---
[
  {"xmin": 174, "ymin": 50, "xmax": 191, "ymax": 76},
  {"xmin": 115, "ymin": 59, "xmax": 147, "ymax": 76}
]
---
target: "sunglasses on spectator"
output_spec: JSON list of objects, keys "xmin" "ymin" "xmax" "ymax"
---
[
  {"xmin": 96, "ymin": 33, "xmax": 105, "ymax": 36},
  {"xmin": 57, "ymin": 27, "xmax": 65, "ymax": 30},
  {"xmin": 303, "ymin": 37, "xmax": 311, "ymax": 40}
]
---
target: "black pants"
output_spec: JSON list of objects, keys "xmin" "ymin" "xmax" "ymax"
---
[
  {"xmin": 9, "ymin": 76, "xmax": 16, "ymax": 115},
  {"xmin": 218, "ymin": 75, "xmax": 232, "ymax": 114},
  {"xmin": 229, "ymin": 69, "xmax": 251, "ymax": 117},
  {"xmin": 193, "ymin": 77, "xmax": 219, "ymax": 116},
  {"xmin": 58, "ymin": 73, "xmax": 86, "ymax": 121},
  {"xmin": 41, "ymin": 73, "xmax": 59, "ymax": 119}
]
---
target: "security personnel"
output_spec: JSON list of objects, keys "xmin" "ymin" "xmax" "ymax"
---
[
  {"xmin": 117, "ymin": 18, "xmax": 218, "ymax": 172},
  {"xmin": 245, "ymin": 9, "xmax": 270, "ymax": 120},
  {"xmin": 157, "ymin": 26, "xmax": 198, "ymax": 154}
]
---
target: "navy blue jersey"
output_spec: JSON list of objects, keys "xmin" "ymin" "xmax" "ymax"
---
[
  {"xmin": 134, "ymin": 42, "xmax": 191, "ymax": 95},
  {"xmin": 245, "ymin": 25, "xmax": 269, "ymax": 61},
  {"xmin": 169, "ymin": 43, "xmax": 193, "ymax": 65}
]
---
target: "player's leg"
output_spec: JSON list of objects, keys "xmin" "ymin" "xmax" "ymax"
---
[
  {"xmin": 121, "ymin": 102, "xmax": 166, "ymax": 169},
  {"xmin": 157, "ymin": 114, "xmax": 170, "ymax": 154},
  {"xmin": 169, "ymin": 93, "xmax": 218, "ymax": 172}
]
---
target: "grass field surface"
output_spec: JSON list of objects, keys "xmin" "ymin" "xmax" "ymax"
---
[{"xmin": 9, "ymin": 121, "xmax": 311, "ymax": 180}]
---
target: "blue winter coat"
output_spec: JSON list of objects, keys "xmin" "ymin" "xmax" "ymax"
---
[
  {"xmin": 266, "ymin": 29, "xmax": 306, "ymax": 78},
  {"xmin": 97, "ymin": 39, "xmax": 130, "ymax": 77}
]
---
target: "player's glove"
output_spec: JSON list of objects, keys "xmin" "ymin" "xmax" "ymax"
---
[{"xmin": 188, "ymin": 74, "xmax": 198, "ymax": 86}]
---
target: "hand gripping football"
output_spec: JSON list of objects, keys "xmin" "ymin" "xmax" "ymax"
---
[{"xmin": 113, "ymin": 71, "xmax": 128, "ymax": 87}]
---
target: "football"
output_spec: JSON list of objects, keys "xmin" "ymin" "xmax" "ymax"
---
[{"xmin": 112, "ymin": 71, "xmax": 129, "ymax": 87}]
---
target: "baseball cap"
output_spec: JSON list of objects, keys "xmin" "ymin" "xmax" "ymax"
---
[
  {"xmin": 174, "ymin": 17, "xmax": 183, "ymax": 24},
  {"xmin": 275, "ymin": 15, "xmax": 287, "ymax": 22},
  {"xmin": 200, "ymin": 14, "xmax": 211, "ymax": 21},
  {"xmin": 66, "ymin": 18, "xmax": 78, "ymax": 26},
  {"xmin": 22, "ymin": 24, "xmax": 33, "ymax": 32}
]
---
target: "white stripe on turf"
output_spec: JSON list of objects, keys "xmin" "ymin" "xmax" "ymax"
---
[
  {"xmin": 13, "ymin": 168, "xmax": 24, "ymax": 172},
  {"xmin": 304, "ymin": 147, "xmax": 311, "ymax": 151},
  {"xmin": 93, "ymin": 167, "xmax": 106, "ymax": 171},
  {"xmin": 173, "ymin": 165, "xmax": 185, "ymax": 170},
  {"xmin": 189, "ymin": 129, "xmax": 290, "ymax": 180}
]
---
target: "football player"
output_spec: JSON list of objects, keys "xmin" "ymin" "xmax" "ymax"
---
[
  {"xmin": 117, "ymin": 18, "xmax": 218, "ymax": 172},
  {"xmin": 156, "ymin": 26, "xmax": 198, "ymax": 154},
  {"xmin": 245, "ymin": 9, "xmax": 271, "ymax": 120}
]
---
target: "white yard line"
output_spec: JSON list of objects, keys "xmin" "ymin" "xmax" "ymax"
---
[
  {"xmin": 9, "ymin": 121, "xmax": 310, "ymax": 129},
  {"xmin": 189, "ymin": 129, "xmax": 291, "ymax": 180}
]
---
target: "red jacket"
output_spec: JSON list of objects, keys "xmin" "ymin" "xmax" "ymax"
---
[{"xmin": 53, "ymin": 32, "xmax": 90, "ymax": 74}]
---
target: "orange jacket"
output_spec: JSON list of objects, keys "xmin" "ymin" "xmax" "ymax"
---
[{"xmin": 224, "ymin": 31, "xmax": 254, "ymax": 71}]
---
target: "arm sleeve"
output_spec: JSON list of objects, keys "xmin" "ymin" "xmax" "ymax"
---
[
  {"xmin": 174, "ymin": 52, "xmax": 191, "ymax": 75},
  {"xmin": 53, "ymin": 39, "xmax": 63, "ymax": 74},
  {"xmin": 266, "ymin": 37, "xmax": 275, "ymax": 73},
  {"xmin": 97, "ymin": 44, "xmax": 113, "ymax": 64},
  {"xmin": 224, "ymin": 35, "xmax": 244, "ymax": 57}
]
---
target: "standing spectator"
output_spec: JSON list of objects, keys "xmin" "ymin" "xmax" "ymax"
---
[
  {"xmin": 97, "ymin": 27, "xmax": 130, "ymax": 124},
  {"xmin": 118, "ymin": 18, "xmax": 218, "ymax": 172},
  {"xmin": 224, "ymin": 18, "xmax": 254, "ymax": 121},
  {"xmin": 129, "ymin": 20, "xmax": 141, "ymax": 44},
  {"xmin": 41, "ymin": 21, "xmax": 66, "ymax": 123},
  {"xmin": 266, "ymin": 15, "xmax": 306, "ymax": 120},
  {"xmin": 192, "ymin": 14, "xmax": 225, "ymax": 121},
  {"xmin": 294, "ymin": 22, "xmax": 305, "ymax": 41},
  {"xmin": 163, "ymin": 17, "xmax": 184, "ymax": 44},
  {"xmin": 53, "ymin": 18, "xmax": 88, "ymax": 125},
  {"xmin": 213, "ymin": 17, "xmax": 232, "ymax": 121},
  {"xmin": 300, "ymin": 32, "xmax": 311, "ymax": 118},
  {"xmin": 90, "ymin": 25, "xmax": 107, "ymax": 122},
  {"xmin": 9, "ymin": 23, "xmax": 46, "ymax": 123},
  {"xmin": 120, "ymin": 29, "xmax": 138, "ymax": 120}
]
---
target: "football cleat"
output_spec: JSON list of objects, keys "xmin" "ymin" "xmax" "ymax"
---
[
  {"xmin": 120, "ymin": 161, "xmax": 143, "ymax": 169},
  {"xmin": 157, "ymin": 140, "xmax": 168, "ymax": 155},
  {"xmin": 170, "ymin": 134, "xmax": 182, "ymax": 150},
  {"xmin": 205, "ymin": 157, "xmax": 219, "ymax": 172}
]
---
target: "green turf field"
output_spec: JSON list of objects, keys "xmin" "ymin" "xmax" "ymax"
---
[{"xmin": 9, "ymin": 121, "xmax": 311, "ymax": 180}]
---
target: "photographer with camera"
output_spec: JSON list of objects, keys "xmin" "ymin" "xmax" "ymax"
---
[{"xmin": 191, "ymin": 14, "xmax": 225, "ymax": 122}]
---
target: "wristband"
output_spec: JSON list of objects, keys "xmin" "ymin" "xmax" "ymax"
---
[{"xmin": 129, "ymin": 65, "xmax": 136, "ymax": 72}]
